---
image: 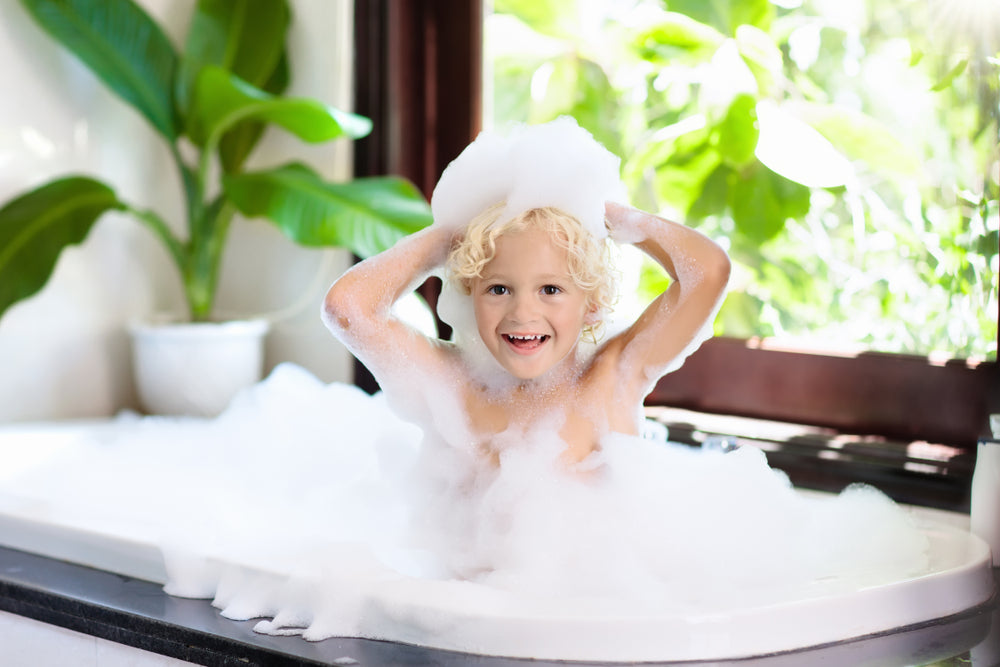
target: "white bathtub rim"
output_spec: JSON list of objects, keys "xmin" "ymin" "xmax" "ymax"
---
[
  {"xmin": 0, "ymin": 420, "xmax": 994, "ymax": 662},
  {"xmin": 0, "ymin": 497, "xmax": 992, "ymax": 662},
  {"xmin": 321, "ymin": 525, "xmax": 996, "ymax": 661}
]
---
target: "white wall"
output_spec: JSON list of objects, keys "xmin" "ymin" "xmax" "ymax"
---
[{"xmin": 0, "ymin": 0, "xmax": 356, "ymax": 421}]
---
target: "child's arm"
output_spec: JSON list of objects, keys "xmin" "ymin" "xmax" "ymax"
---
[
  {"xmin": 322, "ymin": 225, "xmax": 456, "ymax": 391},
  {"xmin": 603, "ymin": 202, "xmax": 731, "ymax": 396}
]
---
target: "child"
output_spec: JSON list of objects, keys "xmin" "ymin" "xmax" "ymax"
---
[{"xmin": 322, "ymin": 118, "xmax": 731, "ymax": 468}]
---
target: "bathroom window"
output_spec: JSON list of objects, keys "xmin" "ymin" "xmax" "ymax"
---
[
  {"xmin": 352, "ymin": 1, "xmax": 997, "ymax": 461},
  {"xmin": 485, "ymin": 0, "xmax": 998, "ymax": 364}
]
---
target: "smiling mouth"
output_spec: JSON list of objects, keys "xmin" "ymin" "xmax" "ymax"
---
[{"xmin": 503, "ymin": 334, "xmax": 550, "ymax": 352}]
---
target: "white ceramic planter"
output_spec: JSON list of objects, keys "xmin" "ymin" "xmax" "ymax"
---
[{"xmin": 129, "ymin": 319, "xmax": 270, "ymax": 417}]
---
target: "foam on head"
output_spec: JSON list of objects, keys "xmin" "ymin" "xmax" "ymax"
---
[{"xmin": 430, "ymin": 117, "xmax": 627, "ymax": 240}]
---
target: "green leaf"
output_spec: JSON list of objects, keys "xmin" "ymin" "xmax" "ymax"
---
[
  {"xmin": 716, "ymin": 93, "xmax": 758, "ymax": 167},
  {"xmin": 735, "ymin": 25, "xmax": 782, "ymax": 74},
  {"xmin": 930, "ymin": 58, "xmax": 968, "ymax": 91},
  {"xmin": 493, "ymin": 0, "xmax": 577, "ymax": 39},
  {"xmin": 688, "ymin": 163, "xmax": 732, "ymax": 220},
  {"xmin": 656, "ymin": 150, "xmax": 723, "ymax": 216},
  {"xmin": 20, "ymin": 0, "xmax": 180, "ymax": 140},
  {"xmin": 492, "ymin": 58, "xmax": 538, "ymax": 125},
  {"xmin": 633, "ymin": 11, "xmax": 725, "ymax": 61},
  {"xmin": 528, "ymin": 56, "xmax": 621, "ymax": 154},
  {"xmin": 528, "ymin": 57, "xmax": 581, "ymax": 123},
  {"xmin": 789, "ymin": 101, "xmax": 921, "ymax": 177},
  {"xmin": 755, "ymin": 101, "xmax": 853, "ymax": 188},
  {"xmin": 666, "ymin": 0, "xmax": 774, "ymax": 36},
  {"xmin": 0, "ymin": 177, "xmax": 123, "ymax": 320},
  {"xmin": 218, "ymin": 51, "xmax": 291, "ymax": 172},
  {"xmin": 653, "ymin": 126, "xmax": 721, "ymax": 214},
  {"xmin": 188, "ymin": 66, "xmax": 371, "ymax": 149},
  {"xmin": 176, "ymin": 0, "xmax": 291, "ymax": 164},
  {"xmin": 728, "ymin": 166, "xmax": 809, "ymax": 243},
  {"xmin": 734, "ymin": 24, "xmax": 782, "ymax": 94},
  {"xmin": 177, "ymin": 0, "xmax": 289, "ymax": 106},
  {"xmin": 636, "ymin": 256, "xmax": 673, "ymax": 304},
  {"xmin": 627, "ymin": 115, "xmax": 708, "ymax": 178},
  {"xmin": 716, "ymin": 291, "xmax": 765, "ymax": 338},
  {"xmin": 224, "ymin": 163, "xmax": 432, "ymax": 258}
]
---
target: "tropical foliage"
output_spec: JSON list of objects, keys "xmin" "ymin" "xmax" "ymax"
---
[
  {"xmin": 0, "ymin": 0, "xmax": 431, "ymax": 323},
  {"xmin": 489, "ymin": 0, "xmax": 998, "ymax": 359}
]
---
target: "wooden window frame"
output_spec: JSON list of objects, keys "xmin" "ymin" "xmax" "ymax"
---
[{"xmin": 352, "ymin": 1, "xmax": 999, "ymax": 453}]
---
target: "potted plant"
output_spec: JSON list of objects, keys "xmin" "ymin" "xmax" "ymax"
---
[{"xmin": 0, "ymin": 0, "xmax": 432, "ymax": 415}]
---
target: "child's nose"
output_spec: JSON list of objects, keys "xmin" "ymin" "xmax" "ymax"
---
[{"xmin": 509, "ymin": 294, "xmax": 539, "ymax": 322}]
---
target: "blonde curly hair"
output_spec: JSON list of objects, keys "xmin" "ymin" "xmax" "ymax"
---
[{"xmin": 446, "ymin": 204, "xmax": 617, "ymax": 342}]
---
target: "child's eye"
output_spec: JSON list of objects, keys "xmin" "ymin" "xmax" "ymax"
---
[
  {"xmin": 487, "ymin": 285, "xmax": 508, "ymax": 296},
  {"xmin": 542, "ymin": 285, "xmax": 562, "ymax": 296}
]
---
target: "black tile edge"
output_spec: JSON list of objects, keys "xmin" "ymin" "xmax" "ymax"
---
[{"xmin": 0, "ymin": 546, "xmax": 330, "ymax": 667}]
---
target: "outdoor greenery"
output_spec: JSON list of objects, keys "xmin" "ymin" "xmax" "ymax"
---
[
  {"xmin": 488, "ymin": 0, "xmax": 999, "ymax": 359},
  {"xmin": 0, "ymin": 0, "xmax": 431, "ymax": 324}
]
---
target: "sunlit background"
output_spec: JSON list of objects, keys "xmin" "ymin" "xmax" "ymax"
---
[{"xmin": 485, "ymin": 0, "xmax": 999, "ymax": 360}]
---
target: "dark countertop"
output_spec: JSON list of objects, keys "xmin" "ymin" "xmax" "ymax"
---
[{"xmin": 0, "ymin": 544, "xmax": 997, "ymax": 667}]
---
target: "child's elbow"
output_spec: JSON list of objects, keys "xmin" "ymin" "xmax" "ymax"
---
[
  {"xmin": 698, "ymin": 242, "xmax": 731, "ymax": 294},
  {"xmin": 709, "ymin": 247, "xmax": 732, "ymax": 289},
  {"xmin": 322, "ymin": 279, "xmax": 357, "ymax": 336}
]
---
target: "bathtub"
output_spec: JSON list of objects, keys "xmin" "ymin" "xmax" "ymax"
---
[{"xmin": 0, "ymin": 420, "xmax": 994, "ymax": 663}]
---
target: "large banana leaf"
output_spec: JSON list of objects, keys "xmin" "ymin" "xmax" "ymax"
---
[
  {"xmin": 20, "ymin": 0, "xmax": 180, "ymax": 141},
  {"xmin": 176, "ymin": 0, "xmax": 290, "ymax": 115},
  {"xmin": 177, "ymin": 0, "xmax": 291, "ymax": 171},
  {"xmin": 216, "ymin": 53, "xmax": 291, "ymax": 173},
  {"xmin": 0, "ymin": 178, "xmax": 123, "ymax": 319},
  {"xmin": 188, "ymin": 66, "xmax": 372, "ymax": 149},
  {"xmin": 224, "ymin": 163, "xmax": 432, "ymax": 259}
]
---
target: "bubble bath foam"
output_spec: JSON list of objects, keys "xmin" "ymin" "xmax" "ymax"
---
[{"xmin": 0, "ymin": 365, "xmax": 993, "ymax": 662}]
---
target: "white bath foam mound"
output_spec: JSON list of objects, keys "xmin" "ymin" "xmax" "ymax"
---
[
  {"xmin": 430, "ymin": 116, "xmax": 628, "ymax": 238},
  {"xmin": 0, "ymin": 363, "xmax": 991, "ymax": 662},
  {"xmin": 425, "ymin": 435, "xmax": 935, "ymax": 609}
]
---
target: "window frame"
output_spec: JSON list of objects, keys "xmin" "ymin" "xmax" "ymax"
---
[{"xmin": 351, "ymin": 1, "xmax": 999, "ymax": 451}]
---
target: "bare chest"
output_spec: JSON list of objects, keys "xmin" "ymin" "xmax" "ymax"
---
[{"xmin": 462, "ymin": 378, "xmax": 634, "ymax": 465}]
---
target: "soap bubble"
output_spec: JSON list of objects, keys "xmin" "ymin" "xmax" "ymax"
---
[
  {"xmin": 430, "ymin": 116, "xmax": 627, "ymax": 239},
  {"xmin": 0, "ymin": 364, "xmax": 933, "ymax": 657}
]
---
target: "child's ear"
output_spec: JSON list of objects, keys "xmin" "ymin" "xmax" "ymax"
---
[{"xmin": 584, "ymin": 303, "xmax": 601, "ymax": 326}]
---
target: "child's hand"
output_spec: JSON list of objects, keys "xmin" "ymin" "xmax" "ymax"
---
[{"xmin": 604, "ymin": 201, "xmax": 646, "ymax": 245}]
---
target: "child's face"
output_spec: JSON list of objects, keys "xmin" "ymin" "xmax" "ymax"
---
[{"xmin": 471, "ymin": 227, "xmax": 592, "ymax": 380}]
